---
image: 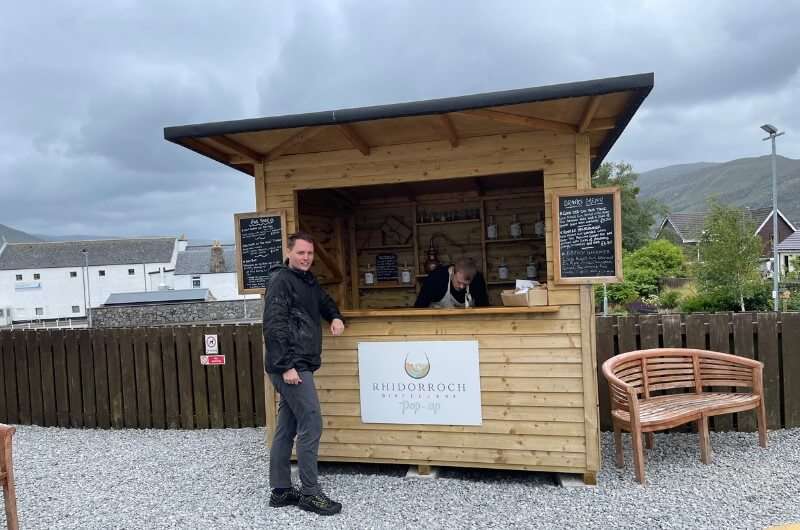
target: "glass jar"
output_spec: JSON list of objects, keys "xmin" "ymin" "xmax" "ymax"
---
[
  {"xmin": 487, "ymin": 215, "xmax": 498, "ymax": 240},
  {"xmin": 510, "ymin": 213, "xmax": 522, "ymax": 239}
]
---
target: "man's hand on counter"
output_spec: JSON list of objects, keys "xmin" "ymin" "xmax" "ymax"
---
[{"xmin": 330, "ymin": 318, "xmax": 345, "ymax": 336}]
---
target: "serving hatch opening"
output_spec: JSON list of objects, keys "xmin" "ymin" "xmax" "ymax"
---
[{"xmin": 295, "ymin": 170, "xmax": 548, "ymax": 310}]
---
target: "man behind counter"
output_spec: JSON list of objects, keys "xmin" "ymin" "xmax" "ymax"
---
[{"xmin": 414, "ymin": 257, "xmax": 489, "ymax": 308}]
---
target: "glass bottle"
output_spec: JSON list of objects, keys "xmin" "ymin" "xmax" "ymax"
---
[
  {"xmin": 487, "ymin": 215, "xmax": 498, "ymax": 240},
  {"xmin": 364, "ymin": 264, "xmax": 375, "ymax": 285},
  {"xmin": 510, "ymin": 213, "xmax": 522, "ymax": 239},
  {"xmin": 498, "ymin": 256, "xmax": 509, "ymax": 280},
  {"xmin": 526, "ymin": 256, "xmax": 538, "ymax": 280},
  {"xmin": 534, "ymin": 211, "xmax": 545, "ymax": 238},
  {"xmin": 400, "ymin": 263, "xmax": 412, "ymax": 285}
]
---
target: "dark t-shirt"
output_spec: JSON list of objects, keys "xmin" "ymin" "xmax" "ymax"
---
[{"xmin": 414, "ymin": 265, "xmax": 489, "ymax": 307}]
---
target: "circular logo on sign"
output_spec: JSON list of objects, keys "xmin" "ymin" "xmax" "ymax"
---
[{"xmin": 404, "ymin": 352, "xmax": 431, "ymax": 379}]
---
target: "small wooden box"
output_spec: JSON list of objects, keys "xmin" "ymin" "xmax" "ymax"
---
[{"xmin": 500, "ymin": 287, "xmax": 548, "ymax": 307}]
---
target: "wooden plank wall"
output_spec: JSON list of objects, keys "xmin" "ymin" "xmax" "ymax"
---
[
  {"xmin": 0, "ymin": 326, "xmax": 266, "ymax": 429},
  {"xmin": 595, "ymin": 312, "xmax": 800, "ymax": 432},
  {"xmin": 316, "ymin": 310, "xmax": 588, "ymax": 473}
]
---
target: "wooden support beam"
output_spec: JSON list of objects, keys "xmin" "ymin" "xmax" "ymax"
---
[
  {"xmin": 337, "ymin": 124, "xmax": 370, "ymax": 156},
  {"xmin": 266, "ymin": 127, "xmax": 323, "ymax": 161},
  {"xmin": 206, "ymin": 135, "xmax": 264, "ymax": 161},
  {"xmin": 458, "ymin": 109, "xmax": 577, "ymax": 134},
  {"xmin": 332, "ymin": 189, "xmax": 357, "ymax": 209},
  {"xmin": 585, "ymin": 117, "xmax": 615, "ymax": 132},
  {"xmin": 438, "ymin": 114, "xmax": 459, "ymax": 147},
  {"xmin": 183, "ymin": 138, "xmax": 232, "ymax": 164},
  {"xmin": 578, "ymin": 96, "xmax": 602, "ymax": 133}
]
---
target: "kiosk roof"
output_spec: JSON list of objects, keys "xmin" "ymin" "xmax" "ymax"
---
[{"xmin": 164, "ymin": 72, "xmax": 653, "ymax": 175}]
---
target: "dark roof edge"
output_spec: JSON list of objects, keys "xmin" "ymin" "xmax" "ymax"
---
[
  {"xmin": 591, "ymin": 78, "xmax": 653, "ymax": 172},
  {"xmin": 164, "ymin": 72, "xmax": 655, "ymax": 141}
]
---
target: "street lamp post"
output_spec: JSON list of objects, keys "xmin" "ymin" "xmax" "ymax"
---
[
  {"xmin": 761, "ymin": 124, "xmax": 785, "ymax": 312},
  {"xmin": 81, "ymin": 248, "xmax": 93, "ymax": 328}
]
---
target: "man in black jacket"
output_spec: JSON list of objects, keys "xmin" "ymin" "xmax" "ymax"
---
[
  {"xmin": 414, "ymin": 257, "xmax": 490, "ymax": 308},
  {"xmin": 263, "ymin": 232, "xmax": 345, "ymax": 516}
]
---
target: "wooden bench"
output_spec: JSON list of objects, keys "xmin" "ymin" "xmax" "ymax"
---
[
  {"xmin": 602, "ymin": 348, "xmax": 767, "ymax": 484},
  {"xmin": 0, "ymin": 424, "xmax": 18, "ymax": 530}
]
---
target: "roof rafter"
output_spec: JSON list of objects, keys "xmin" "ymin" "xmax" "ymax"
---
[
  {"xmin": 337, "ymin": 124, "xmax": 370, "ymax": 156},
  {"xmin": 183, "ymin": 138, "xmax": 232, "ymax": 164},
  {"xmin": 266, "ymin": 127, "xmax": 324, "ymax": 161},
  {"xmin": 438, "ymin": 114, "xmax": 459, "ymax": 147},
  {"xmin": 458, "ymin": 109, "xmax": 577, "ymax": 134},
  {"xmin": 585, "ymin": 117, "xmax": 616, "ymax": 132},
  {"xmin": 205, "ymin": 135, "xmax": 264, "ymax": 161},
  {"xmin": 578, "ymin": 96, "xmax": 602, "ymax": 133}
]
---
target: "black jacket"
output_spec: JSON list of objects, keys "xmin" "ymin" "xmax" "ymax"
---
[
  {"xmin": 414, "ymin": 265, "xmax": 489, "ymax": 307},
  {"xmin": 263, "ymin": 263, "xmax": 343, "ymax": 374}
]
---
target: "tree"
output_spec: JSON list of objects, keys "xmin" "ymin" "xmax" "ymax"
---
[
  {"xmin": 592, "ymin": 161, "xmax": 665, "ymax": 252},
  {"xmin": 695, "ymin": 201, "xmax": 763, "ymax": 311},
  {"xmin": 599, "ymin": 239, "xmax": 687, "ymax": 306}
]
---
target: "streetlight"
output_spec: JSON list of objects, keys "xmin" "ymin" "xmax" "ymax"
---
[
  {"xmin": 80, "ymin": 248, "xmax": 93, "ymax": 328},
  {"xmin": 761, "ymin": 124, "xmax": 785, "ymax": 312}
]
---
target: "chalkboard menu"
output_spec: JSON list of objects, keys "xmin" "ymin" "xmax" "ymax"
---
[
  {"xmin": 234, "ymin": 211, "xmax": 287, "ymax": 294},
  {"xmin": 552, "ymin": 188, "xmax": 622, "ymax": 284},
  {"xmin": 376, "ymin": 253, "xmax": 399, "ymax": 281}
]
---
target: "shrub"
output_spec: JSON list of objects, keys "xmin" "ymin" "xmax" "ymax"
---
[{"xmin": 658, "ymin": 290, "xmax": 682, "ymax": 310}]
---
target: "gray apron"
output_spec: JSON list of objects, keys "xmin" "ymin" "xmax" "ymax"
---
[{"xmin": 431, "ymin": 266, "xmax": 472, "ymax": 308}]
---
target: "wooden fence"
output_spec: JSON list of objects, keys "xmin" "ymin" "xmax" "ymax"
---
[
  {"xmin": 1, "ymin": 313, "xmax": 798, "ymax": 432},
  {"xmin": 0, "ymin": 325, "xmax": 266, "ymax": 429},
  {"xmin": 596, "ymin": 312, "xmax": 800, "ymax": 432}
]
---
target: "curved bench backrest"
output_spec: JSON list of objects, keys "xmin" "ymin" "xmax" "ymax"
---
[{"xmin": 603, "ymin": 348, "xmax": 760, "ymax": 406}]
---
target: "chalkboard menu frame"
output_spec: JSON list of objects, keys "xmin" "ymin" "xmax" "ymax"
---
[
  {"xmin": 234, "ymin": 210, "xmax": 287, "ymax": 295},
  {"xmin": 551, "ymin": 188, "xmax": 622, "ymax": 285}
]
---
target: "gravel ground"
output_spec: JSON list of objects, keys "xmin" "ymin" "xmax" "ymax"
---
[{"xmin": 2, "ymin": 425, "xmax": 799, "ymax": 529}]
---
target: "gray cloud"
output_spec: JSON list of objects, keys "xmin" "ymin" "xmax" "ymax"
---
[{"xmin": 1, "ymin": 1, "xmax": 798, "ymax": 241}]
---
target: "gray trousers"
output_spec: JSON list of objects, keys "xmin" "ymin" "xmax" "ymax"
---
[{"xmin": 268, "ymin": 371, "xmax": 323, "ymax": 496}]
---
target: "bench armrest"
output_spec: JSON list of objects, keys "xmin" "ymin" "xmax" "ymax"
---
[{"xmin": 603, "ymin": 369, "xmax": 639, "ymax": 413}]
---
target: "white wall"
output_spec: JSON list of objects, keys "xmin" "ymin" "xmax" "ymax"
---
[
  {"xmin": 173, "ymin": 272, "xmax": 258, "ymax": 301},
  {"xmin": 0, "ymin": 261, "xmax": 174, "ymax": 322}
]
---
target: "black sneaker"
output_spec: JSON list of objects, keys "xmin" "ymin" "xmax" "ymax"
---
[
  {"xmin": 269, "ymin": 487, "xmax": 301, "ymax": 508},
  {"xmin": 298, "ymin": 492, "xmax": 342, "ymax": 516}
]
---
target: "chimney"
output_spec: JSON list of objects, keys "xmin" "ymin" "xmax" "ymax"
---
[
  {"xmin": 177, "ymin": 233, "xmax": 189, "ymax": 252},
  {"xmin": 158, "ymin": 266, "xmax": 169, "ymax": 291},
  {"xmin": 210, "ymin": 240, "xmax": 225, "ymax": 274}
]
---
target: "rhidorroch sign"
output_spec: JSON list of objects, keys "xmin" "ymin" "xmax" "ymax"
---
[{"xmin": 357, "ymin": 341, "xmax": 482, "ymax": 425}]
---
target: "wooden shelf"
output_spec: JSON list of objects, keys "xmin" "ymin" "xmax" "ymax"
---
[
  {"xmin": 359, "ymin": 282, "xmax": 416, "ymax": 289},
  {"xmin": 360, "ymin": 244, "xmax": 414, "ymax": 251},
  {"xmin": 485, "ymin": 237, "xmax": 545, "ymax": 244},
  {"xmin": 486, "ymin": 280, "xmax": 517, "ymax": 285},
  {"xmin": 416, "ymin": 219, "xmax": 481, "ymax": 226}
]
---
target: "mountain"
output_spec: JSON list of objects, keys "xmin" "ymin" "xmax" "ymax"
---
[
  {"xmin": 0, "ymin": 223, "xmax": 42, "ymax": 243},
  {"xmin": 638, "ymin": 155, "xmax": 800, "ymax": 224}
]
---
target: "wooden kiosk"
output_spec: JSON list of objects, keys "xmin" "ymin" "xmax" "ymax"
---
[{"xmin": 165, "ymin": 73, "xmax": 653, "ymax": 483}]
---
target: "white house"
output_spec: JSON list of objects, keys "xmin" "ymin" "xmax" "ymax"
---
[
  {"xmin": 172, "ymin": 242, "xmax": 258, "ymax": 300},
  {"xmin": 0, "ymin": 237, "xmax": 179, "ymax": 323},
  {"xmin": 777, "ymin": 231, "xmax": 800, "ymax": 276}
]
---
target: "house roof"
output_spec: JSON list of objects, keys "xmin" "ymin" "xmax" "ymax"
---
[
  {"xmin": 104, "ymin": 288, "xmax": 212, "ymax": 306},
  {"xmin": 777, "ymin": 231, "xmax": 800, "ymax": 252},
  {"xmin": 0, "ymin": 238, "xmax": 176, "ymax": 271},
  {"xmin": 659, "ymin": 208, "xmax": 794, "ymax": 243},
  {"xmin": 164, "ymin": 72, "xmax": 654, "ymax": 175},
  {"xmin": 174, "ymin": 245, "xmax": 237, "ymax": 275}
]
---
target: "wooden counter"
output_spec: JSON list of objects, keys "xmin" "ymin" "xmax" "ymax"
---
[
  {"xmin": 303, "ymin": 298, "xmax": 599, "ymax": 482},
  {"xmin": 341, "ymin": 306, "xmax": 561, "ymax": 318}
]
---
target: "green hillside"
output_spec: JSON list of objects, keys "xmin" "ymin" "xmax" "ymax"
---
[{"xmin": 638, "ymin": 155, "xmax": 800, "ymax": 224}]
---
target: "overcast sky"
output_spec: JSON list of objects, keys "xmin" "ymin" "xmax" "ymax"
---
[{"xmin": 2, "ymin": 1, "xmax": 798, "ymax": 241}]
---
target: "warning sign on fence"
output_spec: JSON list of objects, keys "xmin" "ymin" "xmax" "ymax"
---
[
  {"xmin": 204, "ymin": 334, "xmax": 218, "ymax": 354},
  {"xmin": 200, "ymin": 355, "xmax": 225, "ymax": 366}
]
